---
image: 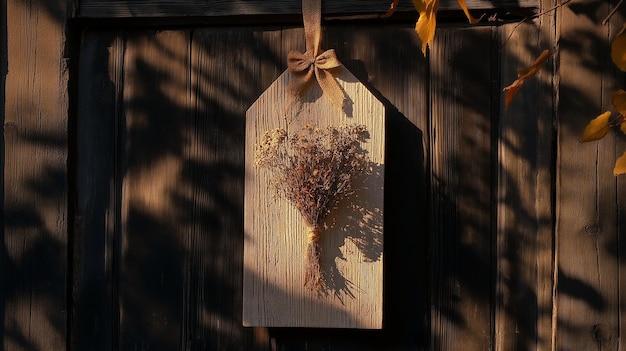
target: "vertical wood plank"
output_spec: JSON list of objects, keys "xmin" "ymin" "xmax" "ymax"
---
[
  {"xmin": 75, "ymin": 27, "xmax": 274, "ymax": 351},
  {"xmin": 618, "ymin": 79, "xmax": 626, "ymax": 351},
  {"xmin": 536, "ymin": 4, "xmax": 558, "ymax": 349},
  {"xmin": 429, "ymin": 26, "xmax": 495, "ymax": 350},
  {"xmin": 495, "ymin": 6, "xmax": 557, "ymax": 349},
  {"xmin": 3, "ymin": 0, "xmax": 68, "ymax": 348},
  {"xmin": 187, "ymin": 27, "xmax": 268, "ymax": 350},
  {"xmin": 74, "ymin": 30, "xmax": 123, "ymax": 351},
  {"xmin": 0, "ymin": 0, "xmax": 5, "ymax": 341},
  {"xmin": 119, "ymin": 30, "xmax": 192, "ymax": 350},
  {"xmin": 256, "ymin": 27, "xmax": 283, "ymax": 88},
  {"xmin": 557, "ymin": 2, "xmax": 622, "ymax": 350}
]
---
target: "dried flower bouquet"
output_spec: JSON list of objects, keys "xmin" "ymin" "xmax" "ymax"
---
[{"xmin": 254, "ymin": 124, "xmax": 371, "ymax": 294}]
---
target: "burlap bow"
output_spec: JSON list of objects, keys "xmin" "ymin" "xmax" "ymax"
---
[{"xmin": 287, "ymin": 0, "xmax": 347, "ymax": 109}]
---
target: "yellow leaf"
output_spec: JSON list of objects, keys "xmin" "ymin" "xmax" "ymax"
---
[
  {"xmin": 581, "ymin": 111, "xmax": 612, "ymax": 142},
  {"xmin": 614, "ymin": 151, "xmax": 626, "ymax": 175},
  {"xmin": 503, "ymin": 49, "xmax": 550, "ymax": 107},
  {"xmin": 612, "ymin": 89, "xmax": 626, "ymax": 115},
  {"xmin": 503, "ymin": 81, "xmax": 523, "ymax": 108},
  {"xmin": 457, "ymin": 0, "xmax": 483, "ymax": 24},
  {"xmin": 413, "ymin": 0, "xmax": 439, "ymax": 55},
  {"xmin": 611, "ymin": 23, "xmax": 626, "ymax": 71}
]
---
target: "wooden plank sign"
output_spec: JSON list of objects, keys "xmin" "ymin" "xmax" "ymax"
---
[{"xmin": 243, "ymin": 67, "xmax": 384, "ymax": 328}]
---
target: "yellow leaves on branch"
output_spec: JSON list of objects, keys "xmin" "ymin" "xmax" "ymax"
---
[
  {"xmin": 581, "ymin": 90, "xmax": 626, "ymax": 175},
  {"xmin": 503, "ymin": 49, "xmax": 550, "ymax": 108},
  {"xmin": 611, "ymin": 23, "xmax": 626, "ymax": 71},
  {"xmin": 581, "ymin": 111, "xmax": 612, "ymax": 142},
  {"xmin": 614, "ymin": 88, "xmax": 626, "ymax": 108},
  {"xmin": 457, "ymin": 0, "xmax": 484, "ymax": 24},
  {"xmin": 412, "ymin": 0, "xmax": 439, "ymax": 55},
  {"xmin": 581, "ymin": 90, "xmax": 626, "ymax": 142},
  {"xmin": 581, "ymin": 22, "xmax": 626, "ymax": 175},
  {"xmin": 412, "ymin": 0, "xmax": 482, "ymax": 55},
  {"xmin": 614, "ymin": 152, "xmax": 626, "ymax": 176}
]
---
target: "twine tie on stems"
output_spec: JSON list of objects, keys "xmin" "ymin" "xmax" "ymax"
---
[
  {"xmin": 287, "ymin": 0, "xmax": 347, "ymax": 109},
  {"xmin": 305, "ymin": 225, "xmax": 323, "ymax": 293},
  {"xmin": 307, "ymin": 226, "xmax": 320, "ymax": 244}
]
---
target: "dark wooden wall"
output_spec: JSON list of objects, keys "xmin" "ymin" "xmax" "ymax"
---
[
  {"xmin": 4, "ymin": 0, "xmax": 626, "ymax": 350},
  {"xmin": 71, "ymin": 22, "xmax": 549, "ymax": 351},
  {"xmin": 3, "ymin": 0, "xmax": 69, "ymax": 349},
  {"xmin": 73, "ymin": 25, "xmax": 429, "ymax": 351}
]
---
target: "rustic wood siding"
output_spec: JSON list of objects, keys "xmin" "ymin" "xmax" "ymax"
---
[
  {"xmin": 7, "ymin": 0, "xmax": 626, "ymax": 350},
  {"xmin": 496, "ymin": 11, "xmax": 557, "ymax": 350},
  {"xmin": 74, "ymin": 25, "xmax": 423, "ymax": 350},
  {"xmin": 3, "ymin": 0, "xmax": 69, "ymax": 349},
  {"xmin": 557, "ymin": 2, "xmax": 624, "ymax": 349},
  {"xmin": 70, "ymin": 20, "xmax": 554, "ymax": 349},
  {"xmin": 429, "ymin": 26, "xmax": 495, "ymax": 349}
]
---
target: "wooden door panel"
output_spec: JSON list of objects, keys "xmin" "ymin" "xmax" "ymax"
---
[
  {"xmin": 429, "ymin": 27, "xmax": 495, "ymax": 350},
  {"xmin": 557, "ymin": 4, "xmax": 623, "ymax": 350},
  {"xmin": 118, "ymin": 30, "xmax": 191, "ymax": 350},
  {"xmin": 74, "ymin": 22, "xmax": 548, "ymax": 350}
]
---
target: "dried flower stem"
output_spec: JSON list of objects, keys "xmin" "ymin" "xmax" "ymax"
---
[
  {"xmin": 255, "ymin": 124, "xmax": 370, "ymax": 294},
  {"xmin": 304, "ymin": 225, "xmax": 324, "ymax": 292}
]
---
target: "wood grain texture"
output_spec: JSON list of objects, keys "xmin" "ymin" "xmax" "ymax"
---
[
  {"xmin": 186, "ymin": 28, "xmax": 264, "ymax": 350},
  {"xmin": 330, "ymin": 24, "xmax": 430, "ymax": 348},
  {"xmin": 535, "ymin": 4, "xmax": 558, "ymax": 349},
  {"xmin": 73, "ymin": 30, "xmax": 123, "ymax": 351},
  {"xmin": 74, "ymin": 28, "xmax": 275, "ymax": 351},
  {"xmin": 68, "ymin": 18, "xmax": 567, "ymax": 350},
  {"xmin": 3, "ymin": 0, "xmax": 69, "ymax": 348},
  {"xmin": 556, "ymin": 2, "xmax": 622, "ymax": 350},
  {"xmin": 243, "ymin": 67, "xmax": 385, "ymax": 329},
  {"xmin": 78, "ymin": 0, "xmax": 538, "ymax": 18},
  {"xmin": 119, "ymin": 30, "xmax": 192, "ymax": 350},
  {"xmin": 496, "ymin": 17, "xmax": 555, "ymax": 351},
  {"xmin": 429, "ymin": 26, "xmax": 495, "ymax": 350},
  {"xmin": 266, "ymin": 24, "xmax": 429, "ymax": 349}
]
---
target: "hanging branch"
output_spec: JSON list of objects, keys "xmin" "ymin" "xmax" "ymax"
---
[
  {"xmin": 325, "ymin": 0, "xmax": 398, "ymax": 20},
  {"xmin": 602, "ymin": 0, "xmax": 625, "ymax": 25},
  {"xmin": 501, "ymin": 0, "xmax": 573, "ymax": 49}
]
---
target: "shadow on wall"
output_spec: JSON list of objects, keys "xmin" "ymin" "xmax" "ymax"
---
[
  {"xmin": 3, "ymin": 1, "xmax": 626, "ymax": 350},
  {"xmin": 2, "ymin": 0, "xmax": 69, "ymax": 347},
  {"xmin": 68, "ymin": 26, "xmax": 430, "ymax": 350},
  {"xmin": 2, "ymin": 132, "xmax": 68, "ymax": 350}
]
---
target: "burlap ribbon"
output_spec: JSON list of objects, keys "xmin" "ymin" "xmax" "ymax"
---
[{"xmin": 287, "ymin": 0, "xmax": 346, "ymax": 109}]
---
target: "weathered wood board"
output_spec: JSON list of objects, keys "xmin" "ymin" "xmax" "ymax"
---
[
  {"xmin": 557, "ymin": 3, "xmax": 623, "ymax": 350},
  {"xmin": 496, "ymin": 18, "xmax": 556, "ymax": 351},
  {"xmin": 3, "ymin": 0, "xmax": 69, "ymax": 348},
  {"xmin": 19, "ymin": 0, "xmax": 624, "ymax": 346},
  {"xmin": 243, "ymin": 68, "xmax": 385, "ymax": 328},
  {"xmin": 78, "ymin": 0, "xmax": 538, "ymax": 19},
  {"xmin": 428, "ymin": 27, "xmax": 495, "ymax": 349}
]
